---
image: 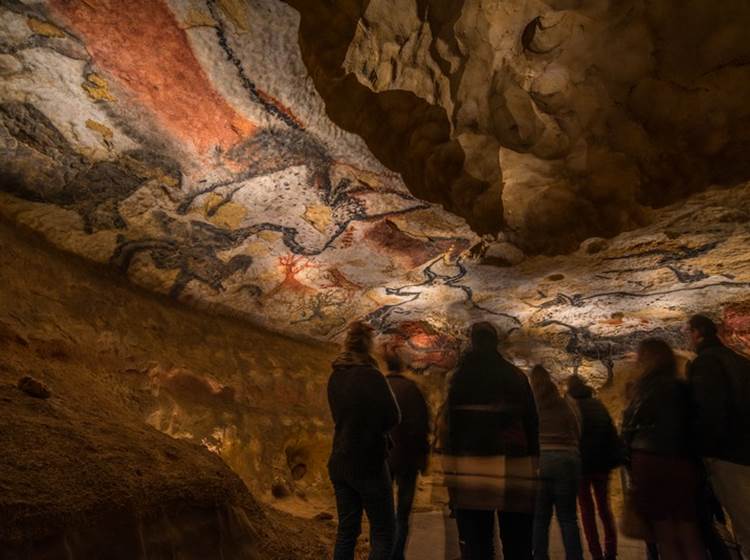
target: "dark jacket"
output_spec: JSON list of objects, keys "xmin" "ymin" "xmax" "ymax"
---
[
  {"xmin": 688, "ymin": 338, "xmax": 750, "ymax": 465},
  {"xmin": 568, "ymin": 384, "xmax": 622, "ymax": 473},
  {"xmin": 445, "ymin": 349, "xmax": 539, "ymax": 457},
  {"xmin": 327, "ymin": 363, "xmax": 401, "ymax": 480},
  {"xmin": 621, "ymin": 368, "xmax": 694, "ymax": 459},
  {"xmin": 387, "ymin": 373, "xmax": 430, "ymax": 475}
]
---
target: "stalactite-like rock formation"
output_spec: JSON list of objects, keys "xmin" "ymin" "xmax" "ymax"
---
[{"xmin": 294, "ymin": 0, "xmax": 750, "ymax": 252}]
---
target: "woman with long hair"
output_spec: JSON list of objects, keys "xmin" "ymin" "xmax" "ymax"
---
[
  {"xmin": 327, "ymin": 321, "xmax": 401, "ymax": 560},
  {"xmin": 530, "ymin": 365, "xmax": 584, "ymax": 560},
  {"xmin": 621, "ymin": 338, "xmax": 706, "ymax": 560}
]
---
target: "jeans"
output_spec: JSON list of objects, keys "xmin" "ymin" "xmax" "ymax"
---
[
  {"xmin": 533, "ymin": 450, "xmax": 584, "ymax": 560},
  {"xmin": 332, "ymin": 469, "xmax": 395, "ymax": 560},
  {"xmin": 578, "ymin": 472, "xmax": 617, "ymax": 559},
  {"xmin": 455, "ymin": 508, "xmax": 534, "ymax": 560},
  {"xmin": 706, "ymin": 458, "xmax": 750, "ymax": 560},
  {"xmin": 392, "ymin": 469, "xmax": 418, "ymax": 560}
]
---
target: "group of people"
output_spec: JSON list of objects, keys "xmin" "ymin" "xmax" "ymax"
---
[{"xmin": 326, "ymin": 315, "xmax": 750, "ymax": 560}]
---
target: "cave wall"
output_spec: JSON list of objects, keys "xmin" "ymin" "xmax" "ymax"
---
[
  {"xmin": 0, "ymin": 0, "xmax": 478, "ymax": 341},
  {"xmin": 1, "ymin": 0, "xmax": 750, "ymax": 392},
  {"xmin": 0, "ymin": 218, "xmax": 337, "ymax": 502}
]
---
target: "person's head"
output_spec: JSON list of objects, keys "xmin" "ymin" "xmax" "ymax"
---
[
  {"xmin": 566, "ymin": 373, "xmax": 593, "ymax": 399},
  {"xmin": 385, "ymin": 352, "xmax": 404, "ymax": 374},
  {"xmin": 530, "ymin": 365, "xmax": 559, "ymax": 402},
  {"xmin": 687, "ymin": 314, "xmax": 718, "ymax": 350},
  {"xmin": 343, "ymin": 320, "xmax": 375, "ymax": 356},
  {"xmin": 470, "ymin": 322, "xmax": 498, "ymax": 352},
  {"xmin": 636, "ymin": 338, "xmax": 677, "ymax": 377}
]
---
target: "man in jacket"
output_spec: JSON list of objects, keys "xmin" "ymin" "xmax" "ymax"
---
[
  {"xmin": 385, "ymin": 355, "xmax": 430, "ymax": 560},
  {"xmin": 687, "ymin": 314, "xmax": 750, "ymax": 559},
  {"xmin": 444, "ymin": 322, "xmax": 540, "ymax": 560},
  {"xmin": 328, "ymin": 321, "xmax": 401, "ymax": 560}
]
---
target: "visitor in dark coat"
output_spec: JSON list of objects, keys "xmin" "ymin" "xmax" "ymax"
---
[
  {"xmin": 385, "ymin": 355, "xmax": 430, "ymax": 560},
  {"xmin": 444, "ymin": 322, "xmax": 539, "ymax": 560},
  {"xmin": 687, "ymin": 314, "xmax": 750, "ymax": 559},
  {"xmin": 621, "ymin": 338, "xmax": 705, "ymax": 560},
  {"xmin": 567, "ymin": 374, "xmax": 621, "ymax": 560},
  {"xmin": 328, "ymin": 321, "xmax": 401, "ymax": 560}
]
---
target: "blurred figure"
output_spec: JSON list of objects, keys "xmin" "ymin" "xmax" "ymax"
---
[
  {"xmin": 567, "ymin": 374, "xmax": 622, "ymax": 560},
  {"xmin": 530, "ymin": 365, "xmax": 584, "ymax": 560},
  {"xmin": 687, "ymin": 315, "xmax": 750, "ymax": 560},
  {"xmin": 622, "ymin": 338, "xmax": 706, "ymax": 560},
  {"xmin": 444, "ymin": 322, "xmax": 539, "ymax": 560},
  {"xmin": 328, "ymin": 321, "xmax": 401, "ymax": 560},
  {"xmin": 385, "ymin": 354, "xmax": 430, "ymax": 560}
]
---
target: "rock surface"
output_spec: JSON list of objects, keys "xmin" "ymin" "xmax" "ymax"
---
[
  {"xmin": 0, "ymin": 337, "xmax": 330, "ymax": 558},
  {"xmin": 0, "ymin": 220, "xmax": 336, "ymax": 504},
  {"xmin": 17, "ymin": 376, "xmax": 51, "ymax": 399},
  {"xmin": 319, "ymin": 0, "xmax": 750, "ymax": 252},
  {"xmin": 1, "ymin": 0, "xmax": 749, "ymax": 385}
]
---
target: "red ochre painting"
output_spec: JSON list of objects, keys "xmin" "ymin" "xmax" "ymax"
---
[{"xmin": 50, "ymin": 0, "xmax": 255, "ymax": 154}]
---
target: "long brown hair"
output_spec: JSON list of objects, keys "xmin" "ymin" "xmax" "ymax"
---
[
  {"xmin": 530, "ymin": 365, "xmax": 562, "ymax": 408},
  {"xmin": 637, "ymin": 338, "xmax": 677, "ymax": 378}
]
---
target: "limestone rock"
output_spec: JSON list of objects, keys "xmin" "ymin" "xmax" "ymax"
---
[
  {"xmin": 580, "ymin": 238, "xmax": 609, "ymax": 255},
  {"xmin": 17, "ymin": 375, "xmax": 50, "ymax": 399},
  {"xmin": 481, "ymin": 241, "xmax": 525, "ymax": 267},
  {"xmin": 1, "ymin": 0, "xmax": 750, "ymax": 389}
]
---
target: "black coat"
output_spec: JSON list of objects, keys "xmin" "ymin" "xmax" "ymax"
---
[
  {"xmin": 327, "ymin": 363, "xmax": 401, "ymax": 480},
  {"xmin": 445, "ymin": 349, "xmax": 539, "ymax": 458},
  {"xmin": 568, "ymin": 384, "xmax": 622, "ymax": 473},
  {"xmin": 387, "ymin": 373, "xmax": 430, "ymax": 475},
  {"xmin": 621, "ymin": 369, "xmax": 694, "ymax": 459},
  {"xmin": 688, "ymin": 338, "xmax": 750, "ymax": 465}
]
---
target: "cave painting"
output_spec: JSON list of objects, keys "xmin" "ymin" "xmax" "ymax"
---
[
  {"xmin": 49, "ymin": 0, "xmax": 255, "ymax": 154},
  {"xmin": 2, "ymin": 0, "xmax": 750, "ymax": 385}
]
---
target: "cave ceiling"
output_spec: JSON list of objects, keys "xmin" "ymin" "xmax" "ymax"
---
[{"xmin": 2, "ymin": 0, "xmax": 750, "ymax": 381}]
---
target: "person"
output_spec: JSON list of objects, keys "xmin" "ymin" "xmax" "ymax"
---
[
  {"xmin": 530, "ymin": 365, "xmax": 585, "ymax": 560},
  {"xmin": 687, "ymin": 314, "xmax": 750, "ymax": 560},
  {"xmin": 566, "ymin": 374, "xmax": 621, "ymax": 560},
  {"xmin": 444, "ymin": 322, "xmax": 539, "ymax": 560},
  {"xmin": 327, "ymin": 321, "xmax": 401, "ymax": 560},
  {"xmin": 385, "ymin": 354, "xmax": 430, "ymax": 560},
  {"xmin": 621, "ymin": 338, "xmax": 706, "ymax": 560}
]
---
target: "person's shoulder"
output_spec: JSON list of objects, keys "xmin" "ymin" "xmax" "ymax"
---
[
  {"xmin": 333, "ymin": 363, "xmax": 382, "ymax": 379},
  {"xmin": 505, "ymin": 361, "xmax": 531, "ymax": 385},
  {"xmin": 690, "ymin": 350, "xmax": 725, "ymax": 373}
]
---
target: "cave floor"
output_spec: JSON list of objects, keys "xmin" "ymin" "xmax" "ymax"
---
[{"xmin": 404, "ymin": 509, "xmax": 647, "ymax": 560}]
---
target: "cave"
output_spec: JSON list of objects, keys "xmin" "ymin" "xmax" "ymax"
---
[{"xmin": 2, "ymin": 0, "xmax": 750, "ymax": 558}]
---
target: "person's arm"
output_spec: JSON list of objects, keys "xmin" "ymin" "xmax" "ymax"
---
[
  {"xmin": 415, "ymin": 386, "xmax": 431, "ymax": 453},
  {"xmin": 689, "ymin": 355, "xmax": 730, "ymax": 456},
  {"xmin": 523, "ymin": 378, "xmax": 540, "ymax": 456},
  {"xmin": 372, "ymin": 370, "xmax": 401, "ymax": 431},
  {"xmin": 327, "ymin": 373, "xmax": 339, "ymax": 424},
  {"xmin": 566, "ymin": 395, "xmax": 582, "ymax": 442}
]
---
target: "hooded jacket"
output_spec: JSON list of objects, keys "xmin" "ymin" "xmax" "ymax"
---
[
  {"xmin": 446, "ymin": 347, "xmax": 539, "ymax": 458},
  {"xmin": 387, "ymin": 373, "xmax": 430, "ymax": 474},
  {"xmin": 567, "ymin": 380, "xmax": 622, "ymax": 473},
  {"xmin": 327, "ymin": 355, "xmax": 401, "ymax": 480}
]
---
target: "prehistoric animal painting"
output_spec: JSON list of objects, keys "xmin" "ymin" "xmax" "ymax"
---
[{"xmin": 0, "ymin": 102, "xmax": 181, "ymax": 232}]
